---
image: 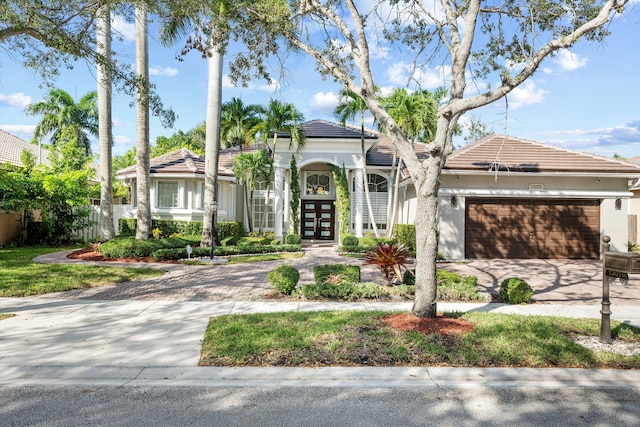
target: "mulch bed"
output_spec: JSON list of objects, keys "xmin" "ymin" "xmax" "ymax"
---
[
  {"xmin": 66, "ymin": 247, "xmax": 178, "ymax": 264},
  {"xmin": 384, "ymin": 313, "xmax": 475, "ymax": 337}
]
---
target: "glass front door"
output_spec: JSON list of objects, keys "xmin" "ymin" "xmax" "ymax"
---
[{"xmin": 301, "ymin": 200, "xmax": 335, "ymax": 240}]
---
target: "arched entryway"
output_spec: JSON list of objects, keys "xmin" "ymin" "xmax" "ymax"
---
[{"xmin": 300, "ymin": 166, "xmax": 336, "ymax": 240}]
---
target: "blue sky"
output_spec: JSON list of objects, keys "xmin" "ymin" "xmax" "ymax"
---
[{"xmin": 1, "ymin": 5, "xmax": 639, "ymax": 160}]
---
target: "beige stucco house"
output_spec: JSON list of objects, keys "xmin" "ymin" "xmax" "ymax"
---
[{"xmin": 116, "ymin": 122, "xmax": 640, "ymax": 260}]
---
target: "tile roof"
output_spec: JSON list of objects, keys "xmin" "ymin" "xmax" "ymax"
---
[
  {"xmin": 116, "ymin": 146, "xmax": 259, "ymax": 177},
  {"xmin": 444, "ymin": 134, "xmax": 640, "ymax": 174},
  {"xmin": 275, "ymin": 119, "xmax": 378, "ymax": 139},
  {"xmin": 0, "ymin": 129, "xmax": 50, "ymax": 166}
]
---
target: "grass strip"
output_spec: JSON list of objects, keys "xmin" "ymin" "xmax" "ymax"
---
[{"xmin": 200, "ymin": 311, "xmax": 640, "ymax": 368}]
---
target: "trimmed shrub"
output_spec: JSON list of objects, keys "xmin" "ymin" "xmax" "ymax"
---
[
  {"xmin": 400, "ymin": 268, "xmax": 483, "ymax": 301},
  {"xmin": 392, "ymin": 224, "xmax": 416, "ymax": 251},
  {"xmin": 313, "ymin": 264, "xmax": 361, "ymax": 285},
  {"xmin": 402, "ymin": 269, "xmax": 415, "ymax": 286},
  {"xmin": 285, "ymin": 233, "xmax": 302, "ymax": 244},
  {"xmin": 268, "ymin": 265, "xmax": 300, "ymax": 295},
  {"xmin": 294, "ymin": 282, "xmax": 388, "ymax": 301},
  {"xmin": 341, "ymin": 234, "xmax": 359, "ymax": 247},
  {"xmin": 118, "ymin": 219, "xmax": 244, "ymax": 241},
  {"xmin": 100, "ymin": 235, "xmax": 200, "ymax": 258},
  {"xmin": 218, "ymin": 221, "xmax": 246, "ymax": 240},
  {"xmin": 499, "ymin": 277, "xmax": 533, "ymax": 304}
]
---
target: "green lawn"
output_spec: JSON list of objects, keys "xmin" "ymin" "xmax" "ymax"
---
[
  {"xmin": 0, "ymin": 246, "xmax": 164, "ymax": 297},
  {"xmin": 200, "ymin": 311, "xmax": 640, "ymax": 368}
]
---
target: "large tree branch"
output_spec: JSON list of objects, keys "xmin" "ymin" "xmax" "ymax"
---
[{"xmin": 446, "ymin": 0, "xmax": 628, "ymax": 116}]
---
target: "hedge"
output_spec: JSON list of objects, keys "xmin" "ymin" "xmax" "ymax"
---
[
  {"xmin": 151, "ymin": 244, "xmax": 302, "ymax": 261},
  {"xmin": 118, "ymin": 219, "xmax": 245, "ymax": 241}
]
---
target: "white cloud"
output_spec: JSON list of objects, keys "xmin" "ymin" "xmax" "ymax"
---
[
  {"xmin": 0, "ymin": 124, "xmax": 36, "ymax": 138},
  {"xmin": 385, "ymin": 61, "xmax": 450, "ymax": 89},
  {"xmin": 114, "ymin": 135, "xmax": 132, "ymax": 145},
  {"xmin": 149, "ymin": 66, "xmax": 179, "ymax": 77},
  {"xmin": 0, "ymin": 92, "xmax": 32, "ymax": 109},
  {"xmin": 111, "ymin": 15, "xmax": 135, "ymax": 42},
  {"xmin": 554, "ymin": 49, "xmax": 588, "ymax": 71},
  {"xmin": 506, "ymin": 81, "xmax": 547, "ymax": 109},
  {"xmin": 309, "ymin": 92, "xmax": 340, "ymax": 115}
]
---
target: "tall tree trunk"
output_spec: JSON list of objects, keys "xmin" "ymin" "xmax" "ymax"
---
[
  {"xmin": 96, "ymin": 4, "xmax": 115, "ymax": 241},
  {"xmin": 135, "ymin": 3, "xmax": 151, "ymax": 240},
  {"xmin": 202, "ymin": 47, "xmax": 223, "ymax": 248}
]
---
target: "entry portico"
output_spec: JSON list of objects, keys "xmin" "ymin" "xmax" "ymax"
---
[{"xmin": 271, "ymin": 120, "xmax": 379, "ymax": 241}]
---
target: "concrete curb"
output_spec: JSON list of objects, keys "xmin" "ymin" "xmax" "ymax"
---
[{"xmin": 2, "ymin": 366, "xmax": 640, "ymax": 389}]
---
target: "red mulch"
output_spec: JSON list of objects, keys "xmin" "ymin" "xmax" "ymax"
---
[
  {"xmin": 383, "ymin": 313, "xmax": 475, "ymax": 337},
  {"xmin": 66, "ymin": 247, "xmax": 178, "ymax": 264}
]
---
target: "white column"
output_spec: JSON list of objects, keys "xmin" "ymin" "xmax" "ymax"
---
[
  {"xmin": 274, "ymin": 167, "xmax": 285, "ymax": 242},
  {"xmin": 354, "ymin": 168, "xmax": 364, "ymax": 237},
  {"xmin": 283, "ymin": 169, "xmax": 290, "ymax": 234}
]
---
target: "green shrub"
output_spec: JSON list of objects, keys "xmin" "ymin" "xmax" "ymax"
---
[
  {"xmin": 400, "ymin": 268, "xmax": 482, "ymax": 301},
  {"xmin": 118, "ymin": 219, "xmax": 243, "ymax": 241},
  {"xmin": 341, "ymin": 234, "xmax": 359, "ymax": 247},
  {"xmin": 219, "ymin": 236, "xmax": 241, "ymax": 246},
  {"xmin": 294, "ymin": 282, "xmax": 388, "ymax": 301},
  {"xmin": 499, "ymin": 277, "xmax": 533, "ymax": 304},
  {"xmin": 119, "ymin": 218, "xmax": 137, "ymax": 236},
  {"xmin": 313, "ymin": 264, "xmax": 361, "ymax": 285},
  {"xmin": 391, "ymin": 284, "xmax": 415, "ymax": 298},
  {"xmin": 218, "ymin": 222, "xmax": 246, "ymax": 240},
  {"xmin": 285, "ymin": 234, "xmax": 302, "ymax": 245},
  {"xmin": 392, "ymin": 224, "xmax": 416, "ymax": 251},
  {"xmin": 268, "ymin": 265, "xmax": 300, "ymax": 295},
  {"xmin": 100, "ymin": 235, "xmax": 200, "ymax": 258},
  {"xmin": 402, "ymin": 269, "xmax": 415, "ymax": 286},
  {"xmin": 214, "ymin": 244, "xmax": 302, "ymax": 256}
]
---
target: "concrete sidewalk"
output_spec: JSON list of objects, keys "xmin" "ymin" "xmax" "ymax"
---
[{"xmin": 2, "ymin": 297, "xmax": 640, "ymax": 389}]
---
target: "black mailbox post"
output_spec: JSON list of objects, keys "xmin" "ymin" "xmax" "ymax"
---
[{"xmin": 600, "ymin": 236, "xmax": 640, "ymax": 343}]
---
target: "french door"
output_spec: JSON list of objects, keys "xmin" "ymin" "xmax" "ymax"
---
[{"xmin": 301, "ymin": 200, "xmax": 335, "ymax": 240}]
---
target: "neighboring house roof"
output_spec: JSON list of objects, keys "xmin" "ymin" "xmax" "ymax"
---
[
  {"xmin": 444, "ymin": 134, "xmax": 640, "ymax": 174},
  {"xmin": 0, "ymin": 129, "xmax": 50, "ymax": 166}
]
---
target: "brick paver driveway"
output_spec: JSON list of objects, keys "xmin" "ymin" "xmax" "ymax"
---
[{"xmin": 37, "ymin": 247, "xmax": 640, "ymax": 305}]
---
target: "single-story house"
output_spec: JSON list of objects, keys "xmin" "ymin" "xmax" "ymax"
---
[{"xmin": 116, "ymin": 120, "xmax": 640, "ymax": 259}]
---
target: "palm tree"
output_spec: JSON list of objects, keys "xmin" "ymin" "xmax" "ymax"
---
[
  {"xmin": 252, "ymin": 99, "xmax": 306, "ymax": 157},
  {"xmin": 380, "ymin": 88, "xmax": 443, "ymax": 236},
  {"xmin": 334, "ymin": 88, "xmax": 380, "ymax": 237},
  {"xmin": 95, "ymin": 4, "xmax": 115, "ymax": 241},
  {"xmin": 232, "ymin": 149, "xmax": 273, "ymax": 232},
  {"xmin": 220, "ymin": 97, "xmax": 262, "ymax": 148},
  {"xmin": 159, "ymin": 0, "xmax": 233, "ymax": 249},
  {"xmin": 135, "ymin": 2, "xmax": 152, "ymax": 240},
  {"xmin": 25, "ymin": 88, "xmax": 98, "ymax": 155}
]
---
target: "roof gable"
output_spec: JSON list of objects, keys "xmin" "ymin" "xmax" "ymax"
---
[
  {"xmin": 0, "ymin": 129, "xmax": 50, "ymax": 166},
  {"xmin": 444, "ymin": 134, "xmax": 640, "ymax": 174}
]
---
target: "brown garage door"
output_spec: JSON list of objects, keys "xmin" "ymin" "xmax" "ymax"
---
[{"xmin": 465, "ymin": 198, "xmax": 600, "ymax": 259}]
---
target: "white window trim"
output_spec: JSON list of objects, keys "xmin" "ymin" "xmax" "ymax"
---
[{"xmin": 156, "ymin": 180, "xmax": 185, "ymax": 209}]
